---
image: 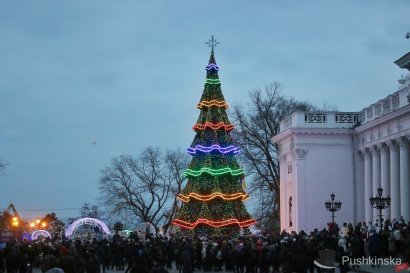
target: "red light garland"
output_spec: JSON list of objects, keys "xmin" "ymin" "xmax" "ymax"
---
[
  {"xmin": 193, "ymin": 122, "xmax": 234, "ymax": 132},
  {"xmin": 172, "ymin": 218, "xmax": 257, "ymax": 229}
]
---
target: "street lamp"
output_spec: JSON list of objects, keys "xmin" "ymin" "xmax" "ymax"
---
[
  {"xmin": 324, "ymin": 193, "xmax": 342, "ymax": 224},
  {"xmin": 11, "ymin": 217, "xmax": 19, "ymax": 227},
  {"xmin": 370, "ymin": 187, "xmax": 391, "ymax": 231}
]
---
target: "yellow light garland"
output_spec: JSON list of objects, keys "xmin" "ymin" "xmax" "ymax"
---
[
  {"xmin": 197, "ymin": 100, "xmax": 229, "ymax": 109},
  {"xmin": 177, "ymin": 192, "xmax": 250, "ymax": 202}
]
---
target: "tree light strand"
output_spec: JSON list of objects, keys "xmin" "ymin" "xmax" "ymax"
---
[
  {"xmin": 184, "ymin": 167, "xmax": 244, "ymax": 177},
  {"xmin": 187, "ymin": 144, "xmax": 240, "ymax": 155},
  {"xmin": 197, "ymin": 100, "xmax": 229, "ymax": 109},
  {"xmin": 172, "ymin": 218, "xmax": 256, "ymax": 229},
  {"xmin": 193, "ymin": 122, "xmax": 234, "ymax": 132},
  {"xmin": 177, "ymin": 192, "xmax": 250, "ymax": 202},
  {"xmin": 205, "ymin": 63, "xmax": 219, "ymax": 71},
  {"xmin": 205, "ymin": 79, "xmax": 221, "ymax": 84}
]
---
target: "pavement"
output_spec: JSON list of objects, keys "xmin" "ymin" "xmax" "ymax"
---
[{"xmin": 30, "ymin": 264, "xmax": 403, "ymax": 273}]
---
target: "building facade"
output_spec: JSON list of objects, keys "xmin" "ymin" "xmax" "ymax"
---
[{"xmin": 272, "ymin": 52, "xmax": 410, "ymax": 232}]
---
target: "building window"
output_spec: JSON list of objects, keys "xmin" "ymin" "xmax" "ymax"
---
[
  {"xmin": 305, "ymin": 113, "xmax": 327, "ymax": 123},
  {"xmin": 367, "ymin": 107, "xmax": 373, "ymax": 119},
  {"xmin": 289, "ymin": 197, "xmax": 293, "ymax": 227},
  {"xmin": 288, "ymin": 165, "xmax": 293, "ymax": 174},
  {"xmin": 375, "ymin": 103, "xmax": 382, "ymax": 116},
  {"xmin": 392, "ymin": 94, "xmax": 400, "ymax": 109},
  {"xmin": 359, "ymin": 111, "xmax": 365, "ymax": 122},
  {"xmin": 383, "ymin": 99, "xmax": 391, "ymax": 113}
]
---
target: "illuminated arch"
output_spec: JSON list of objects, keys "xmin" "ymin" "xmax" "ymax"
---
[
  {"xmin": 31, "ymin": 230, "xmax": 52, "ymax": 240},
  {"xmin": 65, "ymin": 217, "xmax": 110, "ymax": 238}
]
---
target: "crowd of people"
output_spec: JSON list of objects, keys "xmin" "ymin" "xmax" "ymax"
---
[{"xmin": 1, "ymin": 218, "xmax": 410, "ymax": 273}]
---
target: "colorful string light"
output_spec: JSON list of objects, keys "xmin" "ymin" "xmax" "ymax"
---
[
  {"xmin": 178, "ymin": 192, "xmax": 250, "ymax": 202},
  {"xmin": 172, "ymin": 49, "xmax": 256, "ymax": 231},
  {"xmin": 205, "ymin": 79, "xmax": 221, "ymax": 85},
  {"xmin": 65, "ymin": 218, "xmax": 110, "ymax": 238},
  {"xmin": 172, "ymin": 218, "xmax": 256, "ymax": 229},
  {"xmin": 187, "ymin": 144, "xmax": 240, "ymax": 155},
  {"xmin": 31, "ymin": 230, "xmax": 52, "ymax": 240},
  {"xmin": 184, "ymin": 167, "xmax": 244, "ymax": 177},
  {"xmin": 193, "ymin": 122, "xmax": 234, "ymax": 132},
  {"xmin": 197, "ymin": 100, "xmax": 229, "ymax": 109},
  {"xmin": 205, "ymin": 63, "xmax": 219, "ymax": 71}
]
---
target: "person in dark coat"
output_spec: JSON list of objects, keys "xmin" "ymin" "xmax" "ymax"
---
[
  {"xmin": 18, "ymin": 251, "xmax": 29, "ymax": 273},
  {"xmin": 0, "ymin": 248, "xmax": 5, "ymax": 273},
  {"xmin": 368, "ymin": 232, "xmax": 381, "ymax": 267},
  {"xmin": 180, "ymin": 245, "xmax": 193, "ymax": 273},
  {"xmin": 232, "ymin": 242, "xmax": 246, "ymax": 273},
  {"xmin": 165, "ymin": 240, "xmax": 175, "ymax": 270},
  {"xmin": 41, "ymin": 255, "xmax": 64, "ymax": 273},
  {"xmin": 86, "ymin": 249, "xmax": 101, "ymax": 273},
  {"xmin": 60, "ymin": 255, "xmax": 77, "ymax": 273},
  {"xmin": 403, "ymin": 234, "xmax": 410, "ymax": 263},
  {"xmin": 6, "ymin": 248, "xmax": 19, "ymax": 273},
  {"xmin": 349, "ymin": 233, "xmax": 363, "ymax": 268},
  {"xmin": 101, "ymin": 244, "xmax": 112, "ymax": 273},
  {"xmin": 278, "ymin": 244, "xmax": 293, "ymax": 273}
]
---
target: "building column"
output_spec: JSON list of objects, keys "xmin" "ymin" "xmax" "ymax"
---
[
  {"xmin": 379, "ymin": 143, "xmax": 390, "ymax": 221},
  {"xmin": 363, "ymin": 149, "xmax": 373, "ymax": 223},
  {"xmin": 280, "ymin": 153, "xmax": 287, "ymax": 232},
  {"xmin": 356, "ymin": 151, "xmax": 365, "ymax": 223},
  {"xmin": 387, "ymin": 140, "xmax": 400, "ymax": 220},
  {"xmin": 371, "ymin": 146, "xmax": 381, "ymax": 223},
  {"xmin": 398, "ymin": 137, "xmax": 410, "ymax": 222}
]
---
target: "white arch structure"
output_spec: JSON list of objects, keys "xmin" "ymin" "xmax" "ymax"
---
[
  {"xmin": 65, "ymin": 217, "xmax": 111, "ymax": 238},
  {"xmin": 31, "ymin": 230, "xmax": 52, "ymax": 240}
]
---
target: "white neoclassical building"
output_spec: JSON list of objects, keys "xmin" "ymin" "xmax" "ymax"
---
[{"xmin": 272, "ymin": 51, "xmax": 410, "ymax": 232}]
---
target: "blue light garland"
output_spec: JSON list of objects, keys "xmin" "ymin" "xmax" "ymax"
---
[
  {"xmin": 187, "ymin": 144, "xmax": 240, "ymax": 155},
  {"xmin": 205, "ymin": 63, "xmax": 220, "ymax": 71}
]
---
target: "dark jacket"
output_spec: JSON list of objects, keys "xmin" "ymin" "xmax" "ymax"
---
[{"xmin": 278, "ymin": 248, "xmax": 293, "ymax": 273}]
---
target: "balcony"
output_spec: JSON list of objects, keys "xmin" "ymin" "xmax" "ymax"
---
[{"xmin": 279, "ymin": 112, "xmax": 358, "ymax": 132}]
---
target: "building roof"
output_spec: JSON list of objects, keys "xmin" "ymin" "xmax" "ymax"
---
[{"xmin": 394, "ymin": 51, "xmax": 410, "ymax": 71}]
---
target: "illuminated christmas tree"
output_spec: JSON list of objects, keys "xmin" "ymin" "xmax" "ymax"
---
[{"xmin": 172, "ymin": 36, "xmax": 256, "ymax": 234}]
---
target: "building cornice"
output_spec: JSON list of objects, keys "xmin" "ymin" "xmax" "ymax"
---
[{"xmin": 272, "ymin": 127, "xmax": 354, "ymax": 144}]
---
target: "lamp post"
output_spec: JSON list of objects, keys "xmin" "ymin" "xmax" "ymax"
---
[
  {"xmin": 370, "ymin": 187, "xmax": 391, "ymax": 231},
  {"xmin": 324, "ymin": 193, "xmax": 342, "ymax": 225}
]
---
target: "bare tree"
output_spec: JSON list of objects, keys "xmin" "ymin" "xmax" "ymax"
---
[
  {"xmin": 98, "ymin": 147, "xmax": 189, "ymax": 233},
  {"xmin": 162, "ymin": 148, "xmax": 190, "ymax": 232},
  {"xmin": 230, "ymin": 83, "xmax": 317, "ymax": 230},
  {"xmin": 80, "ymin": 203, "xmax": 104, "ymax": 219}
]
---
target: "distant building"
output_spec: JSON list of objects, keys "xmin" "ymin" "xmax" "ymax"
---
[{"xmin": 272, "ymin": 52, "xmax": 410, "ymax": 232}]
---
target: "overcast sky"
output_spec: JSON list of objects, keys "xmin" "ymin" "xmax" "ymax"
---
[{"xmin": 1, "ymin": 0, "xmax": 409, "ymax": 220}]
